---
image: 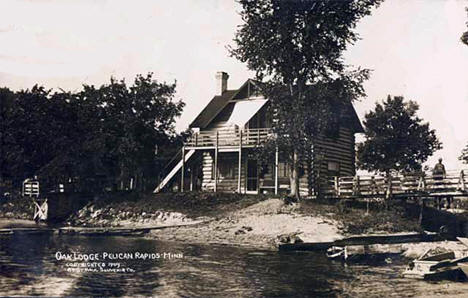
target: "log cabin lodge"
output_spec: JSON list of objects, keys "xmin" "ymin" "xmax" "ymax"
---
[{"xmin": 155, "ymin": 72, "xmax": 363, "ymax": 196}]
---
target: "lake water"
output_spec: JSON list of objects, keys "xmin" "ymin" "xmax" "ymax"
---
[{"xmin": 0, "ymin": 234, "xmax": 467, "ymax": 297}]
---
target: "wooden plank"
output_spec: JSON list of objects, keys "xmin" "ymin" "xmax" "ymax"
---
[{"xmin": 279, "ymin": 232, "xmax": 441, "ymax": 251}]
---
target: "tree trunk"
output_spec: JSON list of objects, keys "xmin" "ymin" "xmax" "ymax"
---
[
  {"xmin": 289, "ymin": 149, "xmax": 300, "ymax": 199},
  {"xmin": 384, "ymin": 170, "xmax": 391, "ymax": 210},
  {"xmin": 119, "ymin": 166, "xmax": 125, "ymax": 191},
  {"xmin": 0, "ymin": 123, "xmax": 4, "ymax": 197},
  {"xmin": 0, "ymin": 172, "xmax": 3, "ymax": 198},
  {"xmin": 418, "ymin": 198, "xmax": 425, "ymax": 225}
]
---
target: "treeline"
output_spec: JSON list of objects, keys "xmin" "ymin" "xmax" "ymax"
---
[{"xmin": 0, "ymin": 73, "xmax": 185, "ymax": 193}]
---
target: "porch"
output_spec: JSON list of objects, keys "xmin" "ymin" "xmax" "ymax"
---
[{"xmin": 180, "ymin": 128, "xmax": 283, "ymax": 194}]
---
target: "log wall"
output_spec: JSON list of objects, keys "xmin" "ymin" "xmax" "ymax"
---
[
  {"xmin": 312, "ymin": 126, "xmax": 356, "ymax": 193},
  {"xmin": 201, "ymin": 151, "xmax": 247, "ymax": 192},
  {"xmin": 197, "ymin": 127, "xmax": 357, "ymax": 196}
]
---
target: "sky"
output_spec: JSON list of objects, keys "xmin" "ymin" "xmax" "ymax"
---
[{"xmin": 0, "ymin": 0, "xmax": 467, "ymax": 170}]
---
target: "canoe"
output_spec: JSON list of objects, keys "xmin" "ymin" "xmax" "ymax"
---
[{"xmin": 326, "ymin": 244, "xmax": 401, "ymax": 263}]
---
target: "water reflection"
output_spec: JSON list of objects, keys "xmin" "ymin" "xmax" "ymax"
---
[{"xmin": 0, "ymin": 234, "xmax": 466, "ymax": 297}]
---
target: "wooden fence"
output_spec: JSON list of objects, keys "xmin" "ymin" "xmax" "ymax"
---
[{"xmin": 323, "ymin": 169, "xmax": 468, "ymax": 199}]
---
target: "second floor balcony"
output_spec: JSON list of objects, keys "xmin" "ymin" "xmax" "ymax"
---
[{"xmin": 185, "ymin": 128, "xmax": 273, "ymax": 149}]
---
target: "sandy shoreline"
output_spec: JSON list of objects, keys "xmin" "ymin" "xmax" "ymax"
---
[
  {"xmin": 1, "ymin": 198, "xmax": 343, "ymax": 249},
  {"xmin": 147, "ymin": 199, "xmax": 343, "ymax": 250},
  {"xmin": 3, "ymin": 197, "xmax": 468, "ymax": 259}
]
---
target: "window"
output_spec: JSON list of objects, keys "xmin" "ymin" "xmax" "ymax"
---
[
  {"xmin": 278, "ymin": 162, "xmax": 290, "ymax": 178},
  {"xmin": 259, "ymin": 164, "xmax": 272, "ymax": 178},
  {"xmin": 327, "ymin": 162, "xmax": 340, "ymax": 177},
  {"xmin": 219, "ymin": 161, "xmax": 235, "ymax": 179},
  {"xmin": 213, "ymin": 156, "xmax": 236, "ymax": 179}
]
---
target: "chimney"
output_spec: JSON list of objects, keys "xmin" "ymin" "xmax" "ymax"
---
[{"xmin": 215, "ymin": 71, "xmax": 229, "ymax": 95}]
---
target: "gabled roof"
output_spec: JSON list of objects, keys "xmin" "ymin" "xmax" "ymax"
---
[
  {"xmin": 190, "ymin": 78, "xmax": 364, "ymax": 133},
  {"xmin": 189, "ymin": 90, "xmax": 237, "ymax": 128},
  {"xmin": 345, "ymin": 102, "xmax": 364, "ymax": 133},
  {"xmin": 225, "ymin": 99, "xmax": 268, "ymax": 127},
  {"xmin": 190, "ymin": 79, "xmax": 263, "ymax": 129}
]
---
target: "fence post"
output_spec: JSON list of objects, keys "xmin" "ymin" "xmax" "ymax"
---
[
  {"xmin": 356, "ymin": 176, "xmax": 360, "ymax": 195},
  {"xmin": 370, "ymin": 176, "xmax": 376, "ymax": 195},
  {"xmin": 334, "ymin": 176, "xmax": 339, "ymax": 197},
  {"xmin": 195, "ymin": 133, "xmax": 198, "ymax": 147},
  {"xmin": 386, "ymin": 174, "xmax": 393, "ymax": 200},
  {"xmin": 417, "ymin": 176, "xmax": 423, "ymax": 191},
  {"xmin": 214, "ymin": 131, "xmax": 218, "ymax": 193},
  {"xmin": 419, "ymin": 197, "xmax": 425, "ymax": 225},
  {"xmin": 459, "ymin": 170, "xmax": 466, "ymax": 191},
  {"xmin": 352, "ymin": 175, "xmax": 360, "ymax": 196}
]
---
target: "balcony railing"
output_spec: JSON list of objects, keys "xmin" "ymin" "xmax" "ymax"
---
[{"xmin": 185, "ymin": 128, "xmax": 272, "ymax": 148}]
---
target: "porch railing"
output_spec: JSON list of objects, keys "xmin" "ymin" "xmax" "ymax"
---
[{"xmin": 185, "ymin": 128, "xmax": 272, "ymax": 148}]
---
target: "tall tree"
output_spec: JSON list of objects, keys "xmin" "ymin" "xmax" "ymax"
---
[
  {"xmin": 459, "ymin": 144, "xmax": 468, "ymax": 164},
  {"xmin": 230, "ymin": 0, "xmax": 381, "ymax": 198},
  {"xmin": 40, "ymin": 73, "xmax": 185, "ymax": 192},
  {"xmin": 357, "ymin": 95, "xmax": 442, "ymax": 174},
  {"xmin": 462, "ymin": 7, "xmax": 468, "ymax": 45},
  {"xmin": 1, "ymin": 73, "xmax": 184, "ymax": 193},
  {"xmin": 0, "ymin": 88, "xmax": 17, "ymax": 193}
]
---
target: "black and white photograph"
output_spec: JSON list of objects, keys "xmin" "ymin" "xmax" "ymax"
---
[{"xmin": 1, "ymin": 0, "xmax": 468, "ymax": 296}]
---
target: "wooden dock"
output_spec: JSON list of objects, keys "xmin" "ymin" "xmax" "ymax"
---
[{"xmin": 279, "ymin": 232, "xmax": 442, "ymax": 252}]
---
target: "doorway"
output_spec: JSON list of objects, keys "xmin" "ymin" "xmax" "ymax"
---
[{"xmin": 246, "ymin": 159, "xmax": 258, "ymax": 193}]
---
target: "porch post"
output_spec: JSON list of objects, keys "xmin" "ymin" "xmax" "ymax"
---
[
  {"xmin": 190, "ymin": 166, "xmax": 194, "ymax": 191},
  {"xmin": 181, "ymin": 146, "xmax": 185, "ymax": 192},
  {"xmin": 275, "ymin": 146, "xmax": 279, "ymax": 195},
  {"xmin": 214, "ymin": 131, "xmax": 218, "ymax": 192},
  {"xmin": 238, "ymin": 130, "xmax": 243, "ymax": 193}
]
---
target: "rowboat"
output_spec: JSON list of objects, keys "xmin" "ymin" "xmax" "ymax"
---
[
  {"xmin": 459, "ymin": 262, "xmax": 468, "ymax": 276},
  {"xmin": 403, "ymin": 250, "xmax": 468, "ymax": 281}
]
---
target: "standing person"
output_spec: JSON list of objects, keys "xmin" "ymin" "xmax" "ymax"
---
[
  {"xmin": 433, "ymin": 158, "xmax": 446, "ymax": 179},
  {"xmin": 432, "ymin": 158, "xmax": 446, "ymax": 209}
]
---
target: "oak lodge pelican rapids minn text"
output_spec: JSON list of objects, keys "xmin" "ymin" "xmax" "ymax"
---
[{"xmin": 55, "ymin": 251, "xmax": 184, "ymax": 261}]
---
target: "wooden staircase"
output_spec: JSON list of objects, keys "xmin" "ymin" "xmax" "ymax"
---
[{"xmin": 153, "ymin": 149, "xmax": 195, "ymax": 193}]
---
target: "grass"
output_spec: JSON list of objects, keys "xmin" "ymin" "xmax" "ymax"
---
[
  {"xmin": 298, "ymin": 198, "xmax": 423, "ymax": 235},
  {"xmin": 6, "ymin": 190, "xmax": 465, "ymax": 237},
  {"xmin": 0, "ymin": 194, "xmax": 34, "ymax": 220},
  {"xmin": 95, "ymin": 192, "xmax": 425, "ymax": 234},
  {"xmin": 93, "ymin": 191, "xmax": 272, "ymax": 218}
]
